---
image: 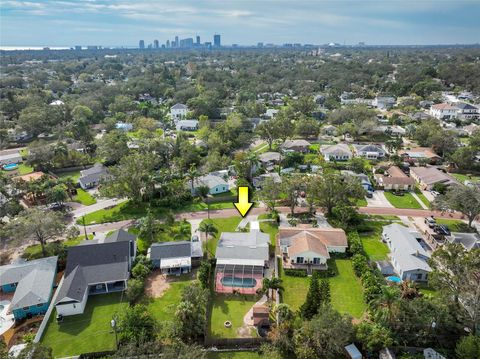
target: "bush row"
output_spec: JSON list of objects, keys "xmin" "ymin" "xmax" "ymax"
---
[{"xmin": 284, "ymin": 268, "xmax": 308, "ymax": 277}]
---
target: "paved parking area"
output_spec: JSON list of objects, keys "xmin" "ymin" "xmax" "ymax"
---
[{"xmin": 367, "ymin": 191, "xmax": 394, "ymax": 207}]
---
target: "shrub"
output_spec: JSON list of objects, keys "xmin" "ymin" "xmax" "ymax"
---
[
  {"xmin": 284, "ymin": 268, "xmax": 308, "ymax": 277},
  {"xmin": 125, "ymin": 278, "xmax": 145, "ymax": 304},
  {"xmin": 132, "ymin": 262, "xmax": 151, "ymax": 280}
]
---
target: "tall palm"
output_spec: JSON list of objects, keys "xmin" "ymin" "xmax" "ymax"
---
[
  {"xmin": 372, "ymin": 286, "xmax": 400, "ymax": 327},
  {"xmin": 198, "ymin": 221, "xmax": 217, "ymax": 258},
  {"xmin": 246, "ymin": 151, "xmax": 259, "ymax": 181},
  {"xmin": 186, "ymin": 164, "xmax": 199, "ymax": 194},
  {"xmin": 197, "ymin": 185, "xmax": 211, "ymax": 218},
  {"xmin": 262, "ymin": 277, "xmax": 284, "ymax": 301}
]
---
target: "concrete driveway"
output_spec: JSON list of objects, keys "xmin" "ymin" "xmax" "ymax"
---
[{"xmin": 366, "ymin": 191, "xmax": 394, "ymax": 208}]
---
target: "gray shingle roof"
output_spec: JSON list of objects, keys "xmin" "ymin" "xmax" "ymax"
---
[
  {"xmin": 0, "ymin": 256, "xmax": 58, "ymax": 310},
  {"xmin": 215, "ymin": 231, "xmax": 269, "ymax": 262},
  {"xmin": 149, "ymin": 241, "xmax": 192, "ymax": 260},
  {"xmin": 78, "ymin": 164, "xmax": 108, "ymax": 187},
  {"xmin": 171, "ymin": 103, "xmax": 187, "ymax": 110}
]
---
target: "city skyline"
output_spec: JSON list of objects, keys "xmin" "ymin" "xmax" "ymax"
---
[{"xmin": 1, "ymin": 1, "xmax": 480, "ymax": 47}]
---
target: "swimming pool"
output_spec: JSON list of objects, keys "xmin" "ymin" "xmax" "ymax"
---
[
  {"xmin": 386, "ymin": 276, "xmax": 402, "ymax": 283},
  {"xmin": 221, "ymin": 276, "xmax": 257, "ymax": 288},
  {"xmin": 2, "ymin": 163, "xmax": 18, "ymax": 171}
]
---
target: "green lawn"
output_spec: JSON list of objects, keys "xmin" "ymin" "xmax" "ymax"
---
[
  {"xmin": 435, "ymin": 218, "xmax": 473, "ymax": 232},
  {"xmin": 201, "ymin": 217, "xmax": 242, "ymax": 256},
  {"xmin": 73, "ymin": 188, "xmax": 97, "ymax": 206},
  {"xmin": 418, "ymin": 283, "xmax": 439, "ymax": 298},
  {"xmin": 207, "ymin": 352, "xmax": 262, "ymax": 359},
  {"xmin": 55, "ymin": 170, "xmax": 81, "ymax": 181},
  {"xmin": 17, "ymin": 163, "xmax": 34, "ymax": 175},
  {"xmin": 41, "ymin": 293, "xmax": 127, "ymax": 358},
  {"xmin": 359, "ymin": 221, "xmax": 390, "ymax": 261},
  {"xmin": 259, "ymin": 220, "xmax": 279, "ymax": 247},
  {"xmin": 360, "ymin": 214, "xmax": 400, "ymax": 221},
  {"xmin": 145, "ymin": 274, "xmax": 193, "ymax": 323},
  {"xmin": 281, "ymin": 260, "xmax": 366, "ymax": 318},
  {"xmin": 384, "ymin": 191, "xmax": 422, "ymax": 209},
  {"xmin": 357, "ymin": 197, "xmax": 368, "ymax": 207},
  {"xmin": 209, "ymin": 295, "xmax": 259, "ymax": 338},
  {"xmin": 132, "ymin": 220, "xmax": 191, "ymax": 253},
  {"xmin": 414, "ymin": 187, "xmax": 430, "ymax": 208},
  {"xmin": 451, "ymin": 173, "xmax": 480, "ymax": 184},
  {"xmin": 22, "ymin": 234, "xmax": 94, "ymax": 259}
]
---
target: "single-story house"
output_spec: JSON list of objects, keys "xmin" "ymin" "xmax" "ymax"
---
[
  {"xmin": 115, "ymin": 122, "xmax": 133, "ymax": 131},
  {"xmin": 322, "ymin": 125, "xmax": 337, "ymax": 136},
  {"xmin": 341, "ymin": 170, "xmax": 373, "ymax": 192},
  {"xmin": 374, "ymin": 125, "xmax": 406, "ymax": 136},
  {"xmin": 258, "ymin": 152, "xmax": 282, "ymax": 169},
  {"xmin": 353, "ymin": 144, "xmax": 386, "ymax": 160},
  {"xmin": 78, "ymin": 163, "xmax": 108, "ymax": 190},
  {"xmin": 215, "ymin": 230, "xmax": 270, "ymax": 295},
  {"xmin": 264, "ymin": 109, "xmax": 279, "ymax": 119},
  {"xmin": 373, "ymin": 96, "xmax": 396, "ymax": 110},
  {"xmin": 0, "ymin": 256, "xmax": 58, "ymax": 320},
  {"xmin": 170, "ymin": 103, "xmax": 188, "ymax": 120},
  {"xmin": 445, "ymin": 232, "xmax": 480, "ymax": 251},
  {"xmin": 253, "ymin": 172, "xmax": 282, "ymax": 189},
  {"xmin": 375, "ymin": 165, "xmax": 415, "ymax": 191},
  {"xmin": 320, "ymin": 144, "xmax": 352, "ymax": 162},
  {"xmin": 409, "ymin": 167, "xmax": 458, "ymax": 190},
  {"xmin": 148, "ymin": 240, "xmax": 203, "ymax": 275},
  {"xmin": 0, "ymin": 152, "xmax": 22, "ymax": 166},
  {"xmin": 54, "ymin": 229, "xmax": 136, "ymax": 317},
  {"xmin": 176, "ymin": 119, "xmax": 199, "ymax": 131},
  {"xmin": 382, "ymin": 223, "xmax": 431, "ymax": 282},
  {"xmin": 398, "ymin": 147, "xmax": 442, "ymax": 165},
  {"xmin": 191, "ymin": 174, "xmax": 229, "ymax": 195},
  {"xmin": 279, "ymin": 226, "xmax": 347, "ymax": 269},
  {"xmin": 281, "ymin": 139, "xmax": 311, "ymax": 153}
]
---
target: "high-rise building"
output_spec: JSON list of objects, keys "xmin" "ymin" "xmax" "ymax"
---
[
  {"xmin": 153, "ymin": 39, "xmax": 159, "ymax": 49},
  {"xmin": 180, "ymin": 38, "xmax": 194, "ymax": 48},
  {"xmin": 196, "ymin": 35, "xmax": 200, "ymax": 45},
  {"xmin": 175, "ymin": 36, "xmax": 179, "ymax": 47},
  {"xmin": 166, "ymin": 40, "xmax": 170, "ymax": 48},
  {"xmin": 74, "ymin": 45, "xmax": 82, "ymax": 50},
  {"xmin": 213, "ymin": 34, "xmax": 221, "ymax": 47},
  {"xmin": 139, "ymin": 40, "xmax": 145, "ymax": 49}
]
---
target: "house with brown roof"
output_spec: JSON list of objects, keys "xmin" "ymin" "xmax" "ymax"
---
[
  {"xmin": 375, "ymin": 166, "xmax": 415, "ymax": 191},
  {"xmin": 278, "ymin": 226, "xmax": 347, "ymax": 270},
  {"xmin": 398, "ymin": 147, "xmax": 442, "ymax": 165},
  {"xmin": 409, "ymin": 166, "xmax": 458, "ymax": 190},
  {"xmin": 280, "ymin": 139, "xmax": 311, "ymax": 153}
]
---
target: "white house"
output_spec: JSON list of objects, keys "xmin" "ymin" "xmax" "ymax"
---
[
  {"xmin": 176, "ymin": 119, "xmax": 199, "ymax": 131},
  {"xmin": 353, "ymin": 144, "xmax": 386, "ymax": 160},
  {"xmin": 382, "ymin": 223, "xmax": 431, "ymax": 282},
  {"xmin": 320, "ymin": 144, "xmax": 352, "ymax": 162},
  {"xmin": 429, "ymin": 103, "xmax": 458, "ymax": 120},
  {"xmin": 170, "ymin": 103, "xmax": 188, "ymax": 120}
]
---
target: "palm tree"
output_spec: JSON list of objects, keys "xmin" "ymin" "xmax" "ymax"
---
[
  {"xmin": 197, "ymin": 185, "xmax": 211, "ymax": 218},
  {"xmin": 372, "ymin": 286, "xmax": 400, "ymax": 327},
  {"xmin": 198, "ymin": 221, "xmax": 217, "ymax": 258},
  {"xmin": 246, "ymin": 151, "xmax": 259, "ymax": 181},
  {"xmin": 400, "ymin": 280, "xmax": 420, "ymax": 300},
  {"xmin": 186, "ymin": 164, "xmax": 199, "ymax": 194},
  {"xmin": 262, "ymin": 277, "xmax": 284, "ymax": 301}
]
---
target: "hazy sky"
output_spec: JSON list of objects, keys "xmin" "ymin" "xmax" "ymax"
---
[{"xmin": 1, "ymin": 0, "xmax": 480, "ymax": 47}]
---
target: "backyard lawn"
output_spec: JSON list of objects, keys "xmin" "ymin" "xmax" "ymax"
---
[
  {"xmin": 358, "ymin": 221, "xmax": 390, "ymax": 261},
  {"xmin": 200, "ymin": 216, "xmax": 242, "ymax": 255},
  {"xmin": 55, "ymin": 170, "xmax": 81, "ymax": 181},
  {"xmin": 17, "ymin": 163, "xmax": 34, "ymax": 175},
  {"xmin": 384, "ymin": 191, "xmax": 422, "ymax": 209},
  {"xmin": 451, "ymin": 173, "xmax": 480, "ymax": 184},
  {"xmin": 281, "ymin": 259, "xmax": 366, "ymax": 318},
  {"xmin": 41, "ymin": 293, "xmax": 127, "ymax": 358},
  {"xmin": 146, "ymin": 274, "xmax": 193, "ymax": 323},
  {"xmin": 209, "ymin": 295, "xmax": 259, "ymax": 338},
  {"xmin": 73, "ymin": 188, "xmax": 97, "ymax": 206}
]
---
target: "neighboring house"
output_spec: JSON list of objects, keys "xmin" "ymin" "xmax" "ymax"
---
[
  {"xmin": 419, "ymin": 100, "xmax": 434, "ymax": 109},
  {"xmin": 409, "ymin": 166, "xmax": 458, "ymax": 190},
  {"xmin": 373, "ymin": 96, "xmax": 396, "ymax": 110},
  {"xmin": 382, "ymin": 223, "xmax": 431, "ymax": 282},
  {"xmin": 0, "ymin": 256, "xmax": 58, "ymax": 321},
  {"xmin": 341, "ymin": 170, "xmax": 373, "ymax": 192},
  {"xmin": 320, "ymin": 144, "xmax": 352, "ymax": 162},
  {"xmin": 455, "ymin": 102, "xmax": 479, "ymax": 121},
  {"xmin": 375, "ymin": 166, "xmax": 415, "ymax": 191},
  {"xmin": 170, "ymin": 103, "xmax": 188, "ymax": 120},
  {"xmin": 253, "ymin": 172, "xmax": 282, "ymax": 189},
  {"xmin": 148, "ymin": 240, "xmax": 203, "ymax": 275},
  {"xmin": 429, "ymin": 103, "xmax": 458, "ymax": 120},
  {"xmin": 78, "ymin": 164, "xmax": 108, "ymax": 190},
  {"xmin": 322, "ymin": 125, "xmax": 337, "ymax": 136},
  {"xmin": 54, "ymin": 229, "xmax": 136, "ymax": 317},
  {"xmin": 281, "ymin": 139, "xmax": 311, "ymax": 153},
  {"xmin": 353, "ymin": 144, "xmax": 386, "ymax": 160},
  {"xmin": 0, "ymin": 152, "xmax": 22, "ymax": 166},
  {"xmin": 264, "ymin": 108, "xmax": 279, "ymax": 119},
  {"xmin": 462, "ymin": 124, "xmax": 478, "ymax": 136},
  {"xmin": 279, "ymin": 227, "xmax": 348, "ymax": 270},
  {"xmin": 176, "ymin": 119, "xmax": 199, "ymax": 131},
  {"xmin": 258, "ymin": 152, "xmax": 282, "ymax": 170},
  {"xmin": 374, "ymin": 125, "xmax": 406, "ymax": 136},
  {"xmin": 398, "ymin": 147, "xmax": 442, "ymax": 165},
  {"xmin": 191, "ymin": 174, "xmax": 229, "ymax": 195},
  {"xmin": 411, "ymin": 111, "xmax": 432, "ymax": 122},
  {"xmin": 445, "ymin": 232, "xmax": 480, "ymax": 251},
  {"xmin": 115, "ymin": 122, "xmax": 133, "ymax": 131},
  {"xmin": 215, "ymin": 230, "xmax": 270, "ymax": 294}
]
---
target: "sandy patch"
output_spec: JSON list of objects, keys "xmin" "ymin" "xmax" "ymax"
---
[{"xmin": 144, "ymin": 271, "xmax": 171, "ymax": 298}]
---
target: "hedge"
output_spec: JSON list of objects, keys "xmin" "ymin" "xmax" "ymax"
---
[{"xmin": 284, "ymin": 268, "xmax": 308, "ymax": 277}]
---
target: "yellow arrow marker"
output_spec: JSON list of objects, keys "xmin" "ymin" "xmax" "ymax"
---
[{"xmin": 234, "ymin": 186, "xmax": 253, "ymax": 217}]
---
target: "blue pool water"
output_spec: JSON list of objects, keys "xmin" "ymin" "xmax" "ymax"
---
[
  {"xmin": 386, "ymin": 276, "xmax": 401, "ymax": 283},
  {"xmin": 221, "ymin": 276, "xmax": 257, "ymax": 288},
  {"xmin": 2, "ymin": 163, "xmax": 18, "ymax": 171}
]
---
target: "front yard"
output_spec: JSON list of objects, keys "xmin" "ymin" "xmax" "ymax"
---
[
  {"xmin": 41, "ymin": 292, "xmax": 127, "ymax": 358},
  {"xmin": 281, "ymin": 259, "xmax": 366, "ymax": 319},
  {"xmin": 73, "ymin": 188, "xmax": 97, "ymax": 206},
  {"xmin": 384, "ymin": 191, "xmax": 422, "ymax": 209},
  {"xmin": 358, "ymin": 221, "xmax": 391, "ymax": 261},
  {"xmin": 200, "ymin": 216, "xmax": 242, "ymax": 256},
  {"xmin": 208, "ymin": 294, "xmax": 259, "ymax": 339}
]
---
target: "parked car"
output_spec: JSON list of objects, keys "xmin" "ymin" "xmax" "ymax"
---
[
  {"xmin": 425, "ymin": 217, "xmax": 436, "ymax": 228},
  {"xmin": 434, "ymin": 224, "xmax": 451, "ymax": 236}
]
